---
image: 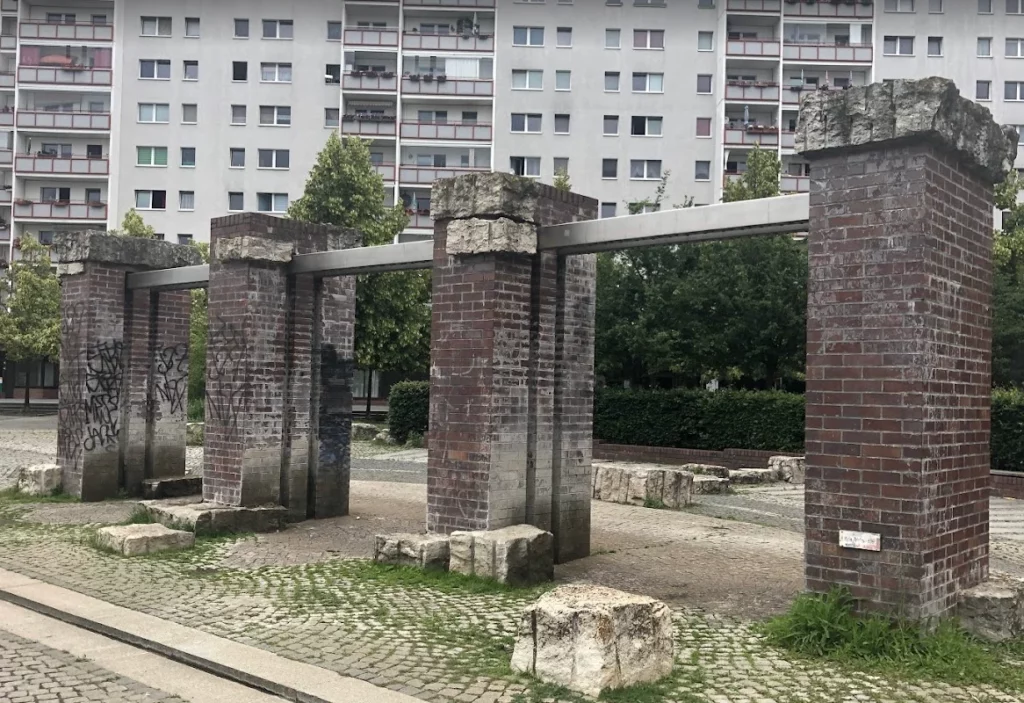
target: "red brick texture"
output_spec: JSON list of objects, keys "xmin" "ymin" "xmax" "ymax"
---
[
  {"xmin": 804, "ymin": 143, "xmax": 994, "ymax": 619},
  {"xmin": 992, "ymin": 471, "xmax": 1024, "ymax": 499}
]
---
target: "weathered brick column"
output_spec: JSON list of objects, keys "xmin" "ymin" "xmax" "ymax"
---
[
  {"xmin": 427, "ymin": 173, "xmax": 597, "ymax": 562},
  {"xmin": 798, "ymin": 77, "xmax": 1019, "ymax": 618},
  {"xmin": 55, "ymin": 232, "xmax": 201, "ymax": 501}
]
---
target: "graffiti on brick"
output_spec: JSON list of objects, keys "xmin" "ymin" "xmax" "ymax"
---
[
  {"xmin": 206, "ymin": 315, "xmax": 248, "ymax": 430},
  {"xmin": 57, "ymin": 302, "xmax": 86, "ymax": 466},
  {"xmin": 83, "ymin": 340, "xmax": 123, "ymax": 451},
  {"xmin": 153, "ymin": 343, "xmax": 188, "ymax": 415}
]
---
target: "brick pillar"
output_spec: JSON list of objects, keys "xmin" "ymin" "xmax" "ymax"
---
[
  {"xmin": 426, "ymin": 173, "xmax": 597, "ymax": 563},
  {"xmin": 55, "ymin": 232, "xmax": 202, "ymax": 501},
  {"xmin": 798, "ymin": 78, "xmax": 1019, "ymax": 618}
]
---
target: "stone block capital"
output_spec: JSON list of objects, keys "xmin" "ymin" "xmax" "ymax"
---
[
  {"xmin": 446, "ymin": 217, "xmax": 537, "ymax": 256},
  {"xmin": 213, "ymin": 235, "xmax": 294, "ymax": 264},
  {"xmin": 54, "ymin": 231, "xmax": 203, "ymax": 269}
]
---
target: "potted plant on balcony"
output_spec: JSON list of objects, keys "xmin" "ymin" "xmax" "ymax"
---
[
  {"xmin": 408, "ymin": 73, "xmax": 421, "ymax": 81},
  {"xmin": 53, "ymin": 199, "xmax": 69, "ymax": 207},
  {"xmin": 14, "ymin": 198, "xmax": 31, "ymax": 206},
  {"xmin": 365, "ymin": 70, "xmax": 379, "ymax": 78},
  {"xmin": 12, "ymin": 237, "xmax": 20, "ymax": 250},
  {"xmin": 436, "ymin": 74, "xmax": 447, "ymax": 82},
  {"xmin": 423, "ymin": 74, "xmax": 434, "ymax": 82},
  {"xmin": 382, "ymin": 71, "xmax": 395, "ymax": 79},
  {"xmin": 88, "ymin": 200, "xmax": 105, "ymax": 208}
]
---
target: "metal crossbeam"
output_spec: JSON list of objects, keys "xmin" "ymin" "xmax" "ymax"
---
[
  {"xmin": 126, "ymin": 264, "xmax": 210, "ymax": 291},
  {"xmin": 290, "ymin": 240, "xmax": 433, "ymax": 277}
]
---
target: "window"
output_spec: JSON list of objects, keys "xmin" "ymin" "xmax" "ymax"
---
[
  {"xmin": 258, "ymin": 149, "xmax": 290, "ymax": 169},
  {"xmin": 883, "ymin": 36, "xmax": 914, "ymax": 55},
  {"xmin": 513, "ymin": 26, "xmax": 544, "ymax": 46},
  {"xmin": 555, "ymin": 70, "xmax": 571, "ymax": 91},
  {"xmin": 695, "ymin": 161, "xmax": 711, "ymax": 181},
  {"xmin": 600, "ymin": 202, "xmax": 617, "ymax": 219},
  {"xmin": 511, "ymin": 69, "xmax": 543, "ymax": 90},
  {"xmin": 135, "ymin": 190, "xmax": 167, "ymax": 210},
  {"xmin": 557, "ymin": 27, "xmax": 572, "ymax": 47},
  {"xmin": 929, "ymin": 0, "xmax": 942, "ymax": 10},
  {"xmin": 325, "ymin": 108, "xmax": 340, "ymax": 127},
  {"xmin": 554, "ymin": 114, "xmax": 570, "ymax": 134},
  {"xmin": 185, "ymin": 17, "xmax": 200, "ymax": 37},
  {"xmin": 697, "ymin": 31, "xmax": 713, "ymax": 51},
  {"xmin": 183, "ymin": 61, "xmax": 198, "ymax": 80},
  {"xmin": 325, "ymin": 64, "xmax": 341, "ymax": 84},
  {"xmin": 139, "ymin": 59, "xmax": 170, "ymax": 79},
  {"xmin": 927, "ymin": 37, "xmax": 943, "ymax": 56},
  {"xmin": 179, "ymin": 191, "xmax": 195, "ymax": 211},
  {"xmin": 632, "ymin": 72, "xmax": 664, "ymax": 93},
  {"xmin": 883, "ymin": 0, "xmax": 914, "ymax": 10},
  {"xmin": 327, "ymin": 21, "xmax": 342, "ymax": 40},
  {"xmin": 259, "ymin": 106, "xmax": 291, "ymax": 126},
  {"xmin": 1006, "ymin": 81, "xmax": 1024, "ymax": 101},
  {"xmin": 40, "ymin": 143, "xmax": 71, "ymax": 158},
  {"xmin": 509, "ymin": 156, "xmax": 541, "ymax": 177},
  {"xmin": 553, "ymin": 157, "xmax": 569, "ymax": 176},
  {"xmin": 231, "ymin": 105, "xmax": 246, "ymax": 125},
  {"xmin": 605, "ymin": 29, "xmax": 620, "ymax": 48},
  {"xmin": 85, "ymin": 189, "xmax": 102, "ymax": 203},
  {"xmin": 230, "ymin": 148, "xmax": 245, "ymax": 167},
  {"xmin": 182, "ymin": 104, "xmax": 197, "ymax": 124},
  {"xmin": 177, "ymin": 234, "xmax": 193, "ymax": 245},
  {"xmin": 261, "ymin": 62, "xmax": 292, "ymax": 82},
  {"xmin": 605, "ymin": 72, "xmax": 620, "ymax": 91},
  {"xmin": 511, "ymin": 113, "xmax": 542, "ymax": 133},
  {"xmin": 697, "ymin": 74, "xmax": 713, "ymax": 93},
  {"xmin": 257, "ymin": 193, "xmax": 289, "ymax": 212},
  {"xmin": 137, "ymin": 146, "xmax": 168, "ymax": 167},
  {"xmin": 696, "ymin": 117, "xmax": 712, "ymax": 137},
  {"xmin": 141, "ymin": 16, "xmax": 171, "ymax": 36},
  {"xmin": 631, "ymin": 116, "xmax": 662, "ymax": 136},
  {"xmin": 630, "ymin": 159, "xmax": 661, "ymax": 180},
  {"xmin": 1008, "ymin": 38, "xmax": 1024, "ymax": 57},
  {"xmin": 228, "ymin": 192, "xmax": 244, "ymax": 212},
  {"xmin": 602, "ymin": 158, "xmax": 618, "ymax": 178},
  {"xmin": 138, "ymin": 103, "xmax": 169, "ymax": 123},
  {"xmin": 263, "ymin": 20, "xmax": 294, "ymax": 39},
  {"xmin": 1010, "ymin": 0, "xmax": 1024, "ymax": 13},
  {"xmin": 232, "ymin": 61, "xmax": 247, "ymax": 81},
  {"xmin": 633, "ymin": 29, "xmax": 664, "ymax": 49},
  {"xmin": 234, "ymin": 18, "xmax": 249, "ymax": 37},
  {"xmin": 979, "ymin": 37, "xmax": 993, "ymax": 57},
  {"xmin": 47, "ymin": 13, "xmax": 75, "ymax": 24},
  {"xmin": 86, "ymin": 144, "xmax": 102, "ymax": 159},
  {"xmin": 40, "ymin": 187, "xmax": 71, "ymax": 203},
  {"xmin": 603, "ymin": 115, "xmax": 619, "ymax": 135},
  {"xmin": 978, "ymin": 80, "xmax": 992, "ymax": 100},
  {"xmin": 979, "ymin": 0, "xmax": 993, "ymax": 11},
  {"xmin": 180, "ymin": 147, "xmax": 196, "ymax": 167}
]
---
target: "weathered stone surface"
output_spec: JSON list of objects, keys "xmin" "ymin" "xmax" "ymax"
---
[
  {"xmin": 511, "ymin": 584, "xmax": 674, "ymax": 697},
  {"xmin": 18, "ymin": 464, "xmax": 61, "ymax": 497},
  {"xmin": 374, "ymin": 429, "xmax": 396, "ymax": 445},
  {"xmin": 141, "ymin": 477, "xmax": 203, "ymax": 500},
  {"xmin": 729, "ymin": 468, "xmax": 778, "ymax": 485},
  {"xmin": 186, "ymin": 422, "xmax": 204, "ymax": 447},
  {"xmin": 351, "ymin": 423, "xmax": 378, "ymax": 442},
  {"xmin": 592, "ymin": 462, "xmax": 693, "ymax": 509},
  {"xmin": 769, "ymin": 456, "xmax": 805, "ymax": 483},
  {"xmin": 373, "ymin": 533, "xmax": 450, "ymax": 570},
  {"xmin": 679, "ymin": 463, "xmax": 730, "ymax": 479},
  {"xmin": 55, "ymin": 231, "xmax": 203, "ymax": 268},
  {"xmin": 693, "ymin": 476, "xmax": 731, "ymax": 494},
  {"xmin": 445, "ymin": 217, "xmax": 537, "ymax": 256},
  {"xmin": 213, "ymin": 235, "xmax": 293, "ymax": 264},
  {"xmin": 958, "ymin": 577, "xmax": 1024, "ymax": 642},
  {"xmin": 431, "ymin": 172, "xmax": 540, "ymax": 223},
  {"xmin": 449, "ymin": 525, "xmax": 553, "ymax": 585},
  {"xmin": 139, "ymin": 499, "xmax": 287, "ymax": 534},
  {"xmin": 796, "ymin": 77, "xmax": 1018, "ymax": 183},
  {"xmin": 95, "ymin": 524, "xmax": 195, "ymax": 556}
]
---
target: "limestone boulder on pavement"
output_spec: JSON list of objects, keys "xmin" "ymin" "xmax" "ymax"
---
[
  {"xmin": 592, "ymin": 462, "xmax": 693, "ymax": 508},
  {"xmin": 95, "ymin": 524, "xmax": 195, "ymax": 556},
  {"xmin": 769, "ymin": 456, "xmax": 805, "ymax": 483},
  {"xmin": 449, "ymin": 525, "xmax": 553, "ymax": 585},
  {"xmin": 374, "ymin": 533, "xmax": 450, "ymax": 570},
  {"xmin": 18, "ymin": 464, "xmax": 61, "ymax": 496},
  {"xmin": 958, "ymin": 577, "xmax": 1024, "ymax": 642}
]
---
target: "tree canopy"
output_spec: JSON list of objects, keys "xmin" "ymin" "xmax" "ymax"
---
[
  {"xmin": 994, "ymin": 170, "xmax": 1024, "ymax": 387},
  {"xmin": 114, "ymin": 209, "xmax": 156, "ymax": 238}
]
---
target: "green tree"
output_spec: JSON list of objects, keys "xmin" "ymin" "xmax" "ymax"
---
[
  {"xmin": 0, "ymin": 239, "xmax": 59, "ymax": 408},
  {"xmin": 113, "ymin": 209, "xmax": 156, "ymax": 238},
  {"xmin": 993, "ymin": 170, "xmax": 1024, "ymax": 387},
  {"xmin": 723, "ymin": 146, "xmax": 782, "ymax": 203},
  {"xmin": 625, "ymin": 171, "xmax": 694, "ymax": 215},
  {"xmin": 187, "ymin": 242, "xmax": 209, "ymax": 416},
  {"xmin": 553, "ymin": 168, "xmax": 571, "ymax": 192}
]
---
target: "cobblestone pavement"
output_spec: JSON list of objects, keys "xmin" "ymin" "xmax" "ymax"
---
[{"xmin": 0, "ymin": 629, "xmax": 187, "ymax": 703}]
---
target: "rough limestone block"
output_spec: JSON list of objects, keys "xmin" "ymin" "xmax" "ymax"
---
[
  {"xmin": 214, "ymin": 235, "xmax": 293, "ymax": 263},
  {"xmin": 54, "ymin": 230, "xmax": 203, "ymax": 268},
  {"xmin": 729, "ymin": 468, "xmax": 777, "ymax": 485},
  {"xmin": 446, "ymin": 217, "xmax": 537, "ymax": 256},
  {"xmin": 95, "ymin": 524, "xmax": 195, "ymax": 556},
  {"xmin": 373, "ymin": 533, "xmax": 450, "ymax": 570},
  {"xmin": 185, "ymin": 422, "xmax": 204, "ymax": 447},
  {"xmin": 591, "ymin": 463, "xmax": 693, "ymax": 508},
  {"xmin": 796, "ymin": 77, "xmax": 1018, "ymax": 184},
  {"xmin": 693, "ymin": 476, "xmax": 730, "ymax": 494},
  {"xmin": 679, "ymin": 463, "xmax": 730, "ymax": 479},
  {"xmin": 139, "ymin": 499, "xmax": 287, "ymax": 534},
  {"xmin": 958, "ymin": 577, "xmax": 1024, "ymax": 642},
  {"xmin": 769, "ymin": 456, "xmax": 805, "ymax": 483},
  {"xmin": 17, "ymin": 464, "xmax": 61, "ymax": 496},
  {"xmin": 449, "ymin": 525, "xmax": 553, "ymax": 585},
  {"xmin": 511, "ymin": 584, "xmax": 674, "ymax": 697},
  {"xmin": 430, "ymin": 172, "xmax": 540, "ymax": 223},
  {"xmin": 351, "ymin": 423, "xmax": 379, "ymax": 442}
]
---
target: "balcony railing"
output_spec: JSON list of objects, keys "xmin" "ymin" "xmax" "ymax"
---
[
  {"xmin": 0, "ymin": 189, "xmax": 10, "ymax": 203},
  {"xmin": 0, "ymin": 149, "xmax": 11, "ymax": 166},
  {"xmin": 405, "ymin": 211, "xmax": 433, "ymax": 229},
  {"xmin": 343, "ymin": 27, "xmax": 399, "ymax": 47},
  {"xmin": 1, "ymin": 0, "xmax": 15, "ymax": 12},
  {"xmin": 724, "ymin": 126, "xmax": 780, "ymax": 147},
  {"xmin": 18, "ymin": 65, "xmax": 113, "ymax": 86},
  {"xmin": 783, "ymin": 41, "xmax": 873, "ymax": 63},
  {"xmin": 0, "ymin": 35, "xmax": 13, "ymax": 50},
  {"xmin": 374, "ymin": 163, "xmax": 396, "ymax": 181},
  {"xmin": 17, "ymin": 110, "xmax": 111, "ymax": 130},
  {"xmin": 726, "ymin": 38, "xmax": 781, "ymax": 57},
  {"xmin": 782, "ymin": 84, "xmax": 853, "ymax": 105},
  {"xmin": 399, "ymin": 165, "xmax": 487, "ymax": 185},
  {"xmin": 0, "ymin": 110, "xmax": 12, "ymax": 126},
  {"xmin": 0, "ymin": 71, "xmax": 13, "ymax": 88},
  {"xmin": 342, "ymin": 72, "xmax": 398, "ymax": 92},
  {"xmin": 781, "ymin": 175, "xmax": 810, "ymax": 193},
  {"xmin": 20, "ymin": 22, "xmax": 114, "ymax": 42},
  {"xmin": 402, "ymin": 33, "xmax": 494, "ymax": 52},
  {"xmin": 15, "ymin": 155, "xmax": 109, "ymax": 176},
  {"xmin": 724, "ymin": 82, "xmax": 780, "ymax": 102},
  {"xmin": 404, "ymin": 0, "xmax": 494, "ymax": 7},
  {"xmin": 781, "ymin": 131, "xmax": 796, "ymax": 149},
  {"xmin": 400, "ymin": 121, "xmax": 492, "ymax": 141},
  {"xmin": 402, "ymin": 76, "xmax": 493, "ymax": 97},
  {"xmin": 784, "ymin": 1, "xmax": 873, "ymax": 17},
  {"xmin": 727, "ymin": 0, "xmax": 781, "ymax": 11},
  {"xmin": 13, "ymin": 200, "xmax": 107, "ymax": 220},
  {"xmin": 342, "ymin": 117, "xmax": 397, "ymax": 136}
]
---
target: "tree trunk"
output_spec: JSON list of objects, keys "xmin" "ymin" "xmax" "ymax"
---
[
  {"xmin": 365, "ymin": 369, "xmax": 372, "ymax": 418},
  {"xmin": 22, "ymin": 360, "xmax": 31, "ymax": 412}
]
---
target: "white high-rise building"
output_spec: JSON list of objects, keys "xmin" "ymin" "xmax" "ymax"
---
[{"xmin": 1, "ymin": 0, "xmax": 1022, "ymax": 263}]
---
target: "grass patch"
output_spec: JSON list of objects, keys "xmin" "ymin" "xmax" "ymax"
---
[
  {"xmin": 121, "ymin": 507, "xmax": 156, "ymax": 525},
  {"xmin": 0, "ymin": 487, "xmax": 78, "ymax": 504},
  {"xmin": 349, "ymin": 561, "xmax": 553, "ymax": 596},
  {"xmin": 642, "ymin": 497, "xmax": 666, "ymax": 510},
  {"xmin": 761, "ymin": 587, "xmax": 1024, "ymax": 691},
  {"xmin": 187, "ymin": 396, "xmax": 204, "ymax": 423}
]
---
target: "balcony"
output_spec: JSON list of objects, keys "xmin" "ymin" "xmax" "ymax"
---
[
  {"xmin": 0, "ymin": 109, "xmax": 11, "ymax": 126},
  {"xmin": 374, "ymin": 163, "xmax": 396, "ymax": 182},
  {"xmin": 781, "ymin": 175, "xmax": 810, "ymax": 193},
  {"xmin": 783, "ymin": 41, "xmax": 872, "ymax": 63},
  {"xmin": 18, "ymin": 65, "xmax": 113, "ymax": 87},
  {"xmin": 782, "ymin": 84, "xmax": 851, "ymax": 105},
  {"xmin": 343, "ymin": 27, "xmax": 399, "ymax": 48},
  {"xmin": 15, "ymin": 155, "xmax": 109, "ymax": 177},
  {"xmin": 341, "ymin": 115, "xmax": 397, "ymax": 137},
  {"xmin": 0, "ymin": 149, "xmax": 11, "ymax": 166},
  {"xmin": 781, "ymin": 131, "xmax": 796, "ymax": 148},
  {"xmin": 727, "ymin": 0, "xmax": 782, "ymax": 11},
  {"xmin": 784, "ymin": 1, "xmax": 873, "ymax": 18},
  {"xmin": 342, "ymin": 72, "xmax": 398, "ymax": 92},
  {"xmin": 1, "ymin": 0, "xmax": 14, "ymax": 12},
  {"xmin": 402, "ymin": 32, "xmax": 494, "ymax": 52},
  {"xmin": 0, "ymin": 71, "xmax": 13, "ymax": 89},
  {"xmin": 405, "ymin": 211, "xmax": 433, "ymax": 229},
  {"xmin": 20, "ymin": 22, "xmax": 114, "ymax": 42},
  {"xmin": 402, "ymin": 76, "xmax": 493, "ymax": 97},
  {"xmin": 726, "ymin": 38, "xmax": 781, "ymax": 57},
  {"xmin": 404, "ymin": 0, "xmax": 494, "ymax": 7},
  {"xmin": 0, "ymin": 189, "xmax": 10, "ymax": 203},
  {"xmin": 400, "ymin": 121, "xmax": 492, "ymax": 142},
  {"xmin": 13, "ymin": 200, "xmax": 107, "ymax": 221},
  {"xmin": 0, "ymin": 35, "xmax": 13, "ymax": 51},
  {"xmin": 724, "ymin": 125, "xmax": 780, "ymax": 147},
  {"xmin": 725, "ymin": 81, "xmax": 780, "ymax": 102},
  {"xmin": 399, "ymin": 164, "xmax": 486, "ymax": 185},
  {"xmin": 17, "ymin": 110, "xmax": 111, "ymax": 131}
]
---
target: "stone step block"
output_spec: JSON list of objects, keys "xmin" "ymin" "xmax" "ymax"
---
[
  {"xmin": 374, "ymin": 533, "xmax": 450, "ymax": 570},
  {"xmin": 678, "ymin": 463, "xmax": 730, "ymax": 479},
  {"xmin": 449, "ymin": 525, "xmax": 553, "ymax": 586},
  {"xmin": 95, "ymin": 524, "xmax": 195, "ymax": 556},
  {"xmin": 139, "ymin": 498, "xmax": 287, "ymax": 535},
  {"xmin": 592, "ymin": 462, "xmax": 694, "ymax": 508},
  {"xmin": 141, "ymin": 476, "xmax": 202, "ymax": 500},
  {"xmin": 769, "ymin": 455, "xmax": 806, "ymax": 483},
  {"xmin": 511, "ymin": 584, "xmax": 674, "ymax": 697},
  {"xmin": 958, "ymin": 576, "xmax": 1024, "ymax": 642},
  {"xmin": 18, "ymin": 464, "xmax": 61, "ymax": 496},
  {"xmin": 729, "ymin": 468, "xmax": 778, "ymax": 485},
  {"xmin": 692, "ymin": 476, "xmax": 731, "ymax": 494}
]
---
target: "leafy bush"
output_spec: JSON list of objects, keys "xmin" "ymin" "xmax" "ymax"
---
[
  {"xmin": 388, "ymin": 381, "xmax": 429, "ymax": 444},
  {"xmin": 993, "ymin": 388, "xmax": 1024, "ymax": 472}
]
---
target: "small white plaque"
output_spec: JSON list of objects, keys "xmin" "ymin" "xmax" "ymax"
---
[{"xmin": 839, "ymin": 530, "xmax": 881, "ymax": 552}]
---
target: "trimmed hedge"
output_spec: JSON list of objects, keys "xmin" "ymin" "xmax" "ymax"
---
[
  {"xmin": 993, "ymin": 389, "xmax": 1024, "ymax": 472},
  {"xmin": 388, "ymin": 381, "xmax": 430, "ymax": 444}
]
